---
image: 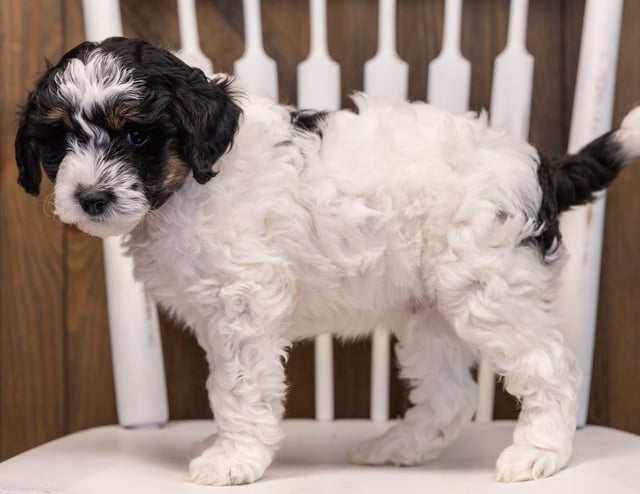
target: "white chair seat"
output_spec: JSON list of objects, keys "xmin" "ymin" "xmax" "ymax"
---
[{"xmin": 1, "ymin": 420, "xmax": 638, "ymax": 493}]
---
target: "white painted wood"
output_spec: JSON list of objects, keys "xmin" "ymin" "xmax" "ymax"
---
[
  {"xmin": 475, "ymin": 363, "xmax": 496, "ymax": 423},
  {"xmin": 370, "ymin": 328, "xmax": 391, "ymax": 422},
  {"xmin": 297, "ymin": 0, "xmax": 341, "ymax": 111},
  {"xmin": 82, "ymin": 0, "xmax": 123, "ymax": 42},
  {"xmin": 175, "ymin": 0, "xmax": 213, "ymax": 75},
  {"xmin": 313, "ymin": 334, "xmax": 334, "ymax": 421},
  {"xmin": 297, "ymin": 0, "xmax": 341, "ymax": 421},
  {"xmin": 558, "ymin": 0, "xmax": 624, "ymax": 428},
  {"xmin": 103, "ymin": 238, "xmax": 169, "ymax": 428},
  {"xmin": 489, "ymin": 0, "xmax": 534, "ymax": 138},
  {"xmin": 81, "ymin": 0, "xmax": 169, "ymax": 429},
  {"xmin": 363, "ymin": 0, "xmax": 408, "ymax": 101},
  {"xmin": 427, "ymin": 0, "xmax": 470, "ymax": 114},
  {"xmin": 234, "ymin": 0, "xmax": 278, "ymax": 100},
  {"xmin": 2, "ymin": 421, "xmax": 639, "ymax": 493}
]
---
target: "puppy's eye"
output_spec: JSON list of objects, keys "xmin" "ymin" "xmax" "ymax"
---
[
  {"xmin": 39, "ymin": 131, "xmax": 67, "ymax": 164},
  {"xmin": 127, "ymin": 130, "xmax": 150, "ymax": 147}
]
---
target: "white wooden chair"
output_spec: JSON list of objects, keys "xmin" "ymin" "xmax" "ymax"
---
[{"xmin": 1, "ymin": 0, "xmax": 639, "ymax": 492}]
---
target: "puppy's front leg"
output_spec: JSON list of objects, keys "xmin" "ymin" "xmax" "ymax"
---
[{"xmin": 188, "ymin": 283, "xmax": 290, "ymax": 486}]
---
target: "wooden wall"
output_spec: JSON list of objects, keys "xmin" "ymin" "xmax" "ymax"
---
[{"xmin": 1, "ymin": 0, "xmax": 639, "ymax": 461}]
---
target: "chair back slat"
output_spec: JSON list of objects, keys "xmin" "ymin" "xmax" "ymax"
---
[
  {"xmin": 558, "ymin": 0, "xmax": 624, "ymax": 427},
  {"xmin": 175, "ymin": 0, "xmax": 213, "ymax": 74},
  {"xmin": 233, "ymin": 0, "xmax": 278, "ymax": 100},
  {"xmin": 82, "ymin": 0, "xmax": 123, "ymax": 42},
  {"xmin": 427, "ymin": 0, "xmax": 470, "ymax": 114}
]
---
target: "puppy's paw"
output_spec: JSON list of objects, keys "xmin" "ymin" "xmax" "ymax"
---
[
  {"xmin": 188, "ymin": 439, "xmax": 271, "ymax": 486},
  {"xmin": 496, "ymin": 443, "xmax": 564, "ymax": 482},
  {"xmin": 349, "ymin": 429, "xmax": 442, "ymax": 466}
]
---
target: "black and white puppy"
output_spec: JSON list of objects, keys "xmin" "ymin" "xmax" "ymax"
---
[{"xmin": 15, "ymin": 37, "xmax": 640, "ymax": 485}]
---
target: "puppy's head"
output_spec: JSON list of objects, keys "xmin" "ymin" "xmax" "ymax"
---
[{"xmin": 16, "ymin": 37, "xmax": 241, "ymax": 237}]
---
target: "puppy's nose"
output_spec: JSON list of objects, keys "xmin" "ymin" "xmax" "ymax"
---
[{"xmin": 77, "ymin": 189, "xmax": 113, "ymax": 216}]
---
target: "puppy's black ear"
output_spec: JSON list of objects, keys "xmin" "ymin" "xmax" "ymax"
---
[
  {"xmin": 15, "ymin": 93, "xmax": 42, "ymax": 196},
  {"xmin": 15, "ymin": 41, "xmax": 101, "ymax": 196},
  {"xmin": 171, "ymin": 71, "xmax": 242, "ymax": 184}
]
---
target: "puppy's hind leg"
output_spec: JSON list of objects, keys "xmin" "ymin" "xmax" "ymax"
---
[
  {"xmin": 350, "ymin": 308, "xmax": 477, "ymax": 466},
  {"xmin": 435, "ymin": 247, "xmax": 581, "ymax": 482}
]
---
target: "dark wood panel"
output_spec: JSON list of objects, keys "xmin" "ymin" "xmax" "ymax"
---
[
  {"xmin": 284, "ymin": 340, "xmax": 315, "ymax": 418},
  {"xmin": 591, "ymin": 0, "xmax": 640, "ymax": 434},
  {"xmin": 0, "ymin": 0, "xmax": 66, "ymax": 459},
  {"xmin": 263, "ymin": 0, "xmax": 310, "ymax": 104},
  {"xmin": 327, "ymin": 0, "xmax": 378, "ymax": 108},
  {"xmin": 63, "ymin": 225, "xmax": 117, "ymax": 431},
  {"xmin": 159, "ymin": 313, "xmax": 210, "ymax": 419},
  {"xmin": 397, "ymin": 0, "xmax": 443, "ymax": 102}
]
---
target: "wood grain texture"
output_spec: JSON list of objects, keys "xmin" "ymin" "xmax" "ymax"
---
[
  {"xmin": 262, "ymin": 0, "xmax": 310, "ymax": 104},
  {"xmin": 397, "ymin": 0, "xmax": 443, "ymax": 101},
  {"xmin": 591, "ymin": 0, "xmax": 640, "ymax": 434},
  {"xmin": 1, "ymin": 0, "xmax": 639, "ymax": 462},
  {"xmin": 0, "ymin": 0, "xmax": 66, "ymax": 459}
]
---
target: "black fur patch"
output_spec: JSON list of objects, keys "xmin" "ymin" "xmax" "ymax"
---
[
  {"xmin": 14, "ymin": 44, "xmax": 98, "ymax": 194},
  {"xmin": 290, "ymin": 109, "xmax": 328, "ymax": 136},
  {"xmin": 528, "ymin": 132, "xmax": 625, "ymax": 258},
  {"xmin": 528, "ymin": 153, "xmax": 564, "ymax": 257}
]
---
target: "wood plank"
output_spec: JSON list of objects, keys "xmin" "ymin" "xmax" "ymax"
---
[
  {"xmin": 0, "ymin": 0, "xmax": 66, "ymax": 460},
  {"xmin": 462, "ymin": 0, "xmax": 509, "ymax": 112},
  {"xmin": 591, "ymin": 0, "xmax": 640, "ymax": 434},
  {"xmin": 196, "ymin": 0, "xmax": 244, "ymax": 74},
  {"xmin": 157, "ymin": 313, "xmax": 210, "ymax": 419},
  {"xmin": 262, "ymin": 0, "xmax": 311, "ymax": 103},
  {"xmin": 284, "ymin": 340, "xmax": 315, "ymax": 418},
  {"xmin": 327, "ymin": 0, "xmax": 377, "ymax": 109},
  {"xmin": 398, "ymin": 0, "xmax": 443, "ymax": 102},
  {"xmin": 528, "ymin": 0, "xmax": 580, "ymax": 156},
  {"xmin": 63, "ymin": 227, "xmax": 118, "ymax": 431}
]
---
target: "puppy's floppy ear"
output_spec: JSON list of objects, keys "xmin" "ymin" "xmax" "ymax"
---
[
  {"xmin": 171, "ymin": 71, "xmax": 242, "ymax": 184},
  {"xmin": 15, "ymin": 92, "xmax": 42, "ymax": 196},
  {"xmin": 15, "ymin": 40, "xmax": 104, "ymax": 196}
]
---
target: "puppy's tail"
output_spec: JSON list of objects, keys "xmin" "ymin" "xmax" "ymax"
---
[{"xmin": 540, "ymin": 106, "xmax": 640, "ymax": 214}]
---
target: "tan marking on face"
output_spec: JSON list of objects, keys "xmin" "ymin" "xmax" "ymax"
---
[
  {"xmin": 45, "ymin": 107, "xmax": 73, "ymax": 127},
  {"xmin": 162, "ymin": 152, "xmax": 191, "ymax": 193},
  {"xmin": 106, "ymin": 105, "xmax": 143, "ymax": 131}
]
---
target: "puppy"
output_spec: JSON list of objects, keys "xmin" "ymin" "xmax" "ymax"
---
[{"xmin": 15, "ymin": 37, "xmax": 640, "ymax": 485}]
